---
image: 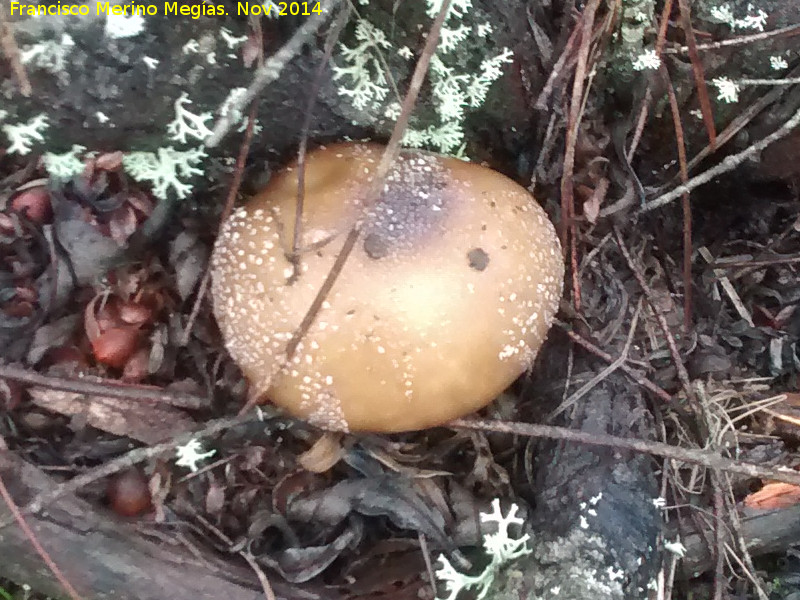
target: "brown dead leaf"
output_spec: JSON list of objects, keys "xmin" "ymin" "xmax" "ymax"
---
[
  {"xmin": 298, "ymin": 432, "xmax": 344, "ymax": 473},
  {"xmin": 744, "ymin": 481, "xmax": 800, "ymax": 509}
]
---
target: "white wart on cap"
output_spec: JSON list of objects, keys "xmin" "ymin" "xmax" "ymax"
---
[{"xmin": 210, "ymin": 142, "xmax": 564, "ymax": 432}]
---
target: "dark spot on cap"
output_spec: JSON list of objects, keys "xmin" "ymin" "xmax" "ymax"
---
[
  {"xmin": 467, "ymin": 248, "xmax": 490, "ymax": 271},
  {"xmin": 363, "ymin": 232, "xmax": 391, "ymax": 259},
  {"xmin": 362, "ymin": 153, "xmax": 450, "ymax": 256}
]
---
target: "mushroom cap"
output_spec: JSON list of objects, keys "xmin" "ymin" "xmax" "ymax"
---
[{"xmin": 210, "ymin": 142, "xmax": 564, "ymax": 432}]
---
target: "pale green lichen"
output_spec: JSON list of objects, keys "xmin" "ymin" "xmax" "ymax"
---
[
  {"xmin": 632, "ymin": 48, "xmax": 661, "ymax": 71},
  {"xmin": 435, "ymin": 500, "xmax": 532, "ymax": 600},
  {"xmin": 709, "ymin": 3, "xmax": 768, "ymax": 31},
  {"xmin": 122, "ymin": 146, "xmax": 206, "ymax": 200},
  {"xmin": 712, "ymin": 77, "xmax": 740, "ymax": 103},
  {"xmin": 104, "ymin": 12, "xmax": 145, "ymax": 38},
  {"xmin": 2, "ymin": 114, "xmax": 49, "ymax": 155},
  {"xmin": 332, "ymin": 20, "xmax": 392, "ymax": 111},
  {"xmin": 220, "ymin": 27, "xmax": 248, "ymax": 49},
  {"xmin": 43, "ymin": 145, "xmax": 87, "ymax": 179},
  {"xmin": 175, "ymin": 439, "xmax": 216, "ymax": 472},
  {"xmin": 425, "ymin": 0, "xmax": 472, "ymax": 21},
  {"xmin": 332, "ymin": 2, "xmax": 513, "ymax": 155},
  {"xmin": 770, "ymin": 55, "xmax": 788, "ymax": 71},
  {"xmin": 20, "ymin": 34, "xmax": 75, "ymax": 74},
  {"xmin": 167, "ymin": 92, "xmax": 214, "ymax": 143}
]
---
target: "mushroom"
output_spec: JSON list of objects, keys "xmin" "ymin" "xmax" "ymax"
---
[{"xmin": 210, "ymin": 142, "xmax": 564, "ymax": 433}]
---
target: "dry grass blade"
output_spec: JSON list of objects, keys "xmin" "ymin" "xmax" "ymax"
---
[
  {"xmin": 659, "ymin": 63, "xmax": 693, "ymax": 332},
  {"xmin": 560, "ymin": 0, "xmax": 603, "ymax": 312},
  {"xmin": 677, "ymin": 0, "xmax": 717, "ymax": 148},
  {"xmin": 0, "ymin": 474, "xmax": 84, "ymax": 600}
]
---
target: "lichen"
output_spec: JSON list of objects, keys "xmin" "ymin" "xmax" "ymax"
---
[
  {"xmin": 20, "ymin": 34, "xmax": 75, "ymax": 76},
  {"xmin": 435, "ymin": 500, "xmax": 532, "ymax": 600},
  {"xmin": 104, "ymin": 12, "xmax": 145, "ymax": 38},
  {"xmin": 167, "ymin": 92, "xmax": 215, "ymax": 143},
  {"xmin": 174, "ymin": 439, "xmax": 216, "ymax": 472},
  {"xmin": 122, "ymin": 146, "xmax": 206, "ymax": 200},
  {"xmin": 2, "ymin": 114, "xmax": 49, "ymax": 155},
  {"xmin": 43, "ymin": 145, "xmax": 87, "ymax": 179},
  {"xmin": 331, "ymin": 2, "xmax": 513, "ymax": 155}
]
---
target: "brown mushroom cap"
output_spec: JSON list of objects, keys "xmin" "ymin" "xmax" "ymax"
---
[{"xmin": 210, "ymin": 142, "xmax": 564, "ymax": 432}]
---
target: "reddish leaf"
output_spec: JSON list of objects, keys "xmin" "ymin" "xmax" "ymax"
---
[
  {"xmin": 745, "ymin": 482, "xmax": 800, "ymax": 510},
  {"xmin": 11, "ymin": 187, "xmax": 52, "ymax": 224},
  {"xmin": 92, "ymin": 326, "xmax": 141, "ymax": 368}
]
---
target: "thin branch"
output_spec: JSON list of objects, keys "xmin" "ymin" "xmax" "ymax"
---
[
  {"xmin": 205, "ymin": 0, "xmax": 342, "ymax": 147},
  {"xmin": 613, "ymin": 227, "xmax": 696, "ymax": 407},
  {"xmin": 559, "ymin": 0, "xmax": 602, "ymax": 312},
  {"xmin": 448, "ymin": 417, "xmax": 800, "ymax": 487},
  {"xmin": 655, "ymin": 62, "xmax": 800, "ymax": 190},
  {"xmin": 640, "ymin": 103, "xmax": 800, "ymax": 213},
  {"xmin": 622, "ymin": 0, "xmax": 673, "ymax": 164},
  {"xmin": 659, "ymin": 64, "xmax": 693, "ymax": 333},
  {"xmin": 0, "ymin": 363, "xmax": 207, "ymax": 410},
  {"xmin": 290, "ymin": 4, "xmax": 351, "ymax": 275},
  {"xmin": 241, "ymin": 552, "xmax": 277, "ymax": 600},
  {"xmin": 181, "ymin": 103, "xmax": 260, "ymax": 348},
  {"xmin": 0, "ymin": 474, "xmax": 84, "ymax": 600},
  {"xmin": 560, "ymin": 0, "xmax": 600, "ymax": 312},
  {"xmin": 1, "ymin": 413, "xmax": 258, "ymax": 528},
  {"xmin": 555, "ymin": 320, "xmax": 673, "ymax": 403},
  {"xmin": 738, "ymin": 77, "xmax": 800, "ymax": 86},
  {"xmin": 677, "ymin": 0, "xmax": 716, "ymax": 148},
  {"xmin": 534, "ymin": 23, "xmax": 582, "ymax": 110},
  {"xmin": 662, "ymin": 23, "xmax": 800, "ymax": 54},
  {"xmin": 711, "ymin": 476, "xmax": 724, "ymax": 600},
  {"xmin": 549, "ymin": 300, "xmax": 644, "ymax": 420}
]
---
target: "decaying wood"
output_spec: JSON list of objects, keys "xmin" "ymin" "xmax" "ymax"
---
[
  {"xmin": 494, "ymin": 362, "xmax": 662, "ymax": 600},
  {"xmin": 0, "ymin": 451, "xmax": 339, "ymax": 600},
  {"xmin": 27, "ymin": 387, "xmax": 197, "ymax": 445},
  {"xmin": 679, "ymin": 504, "xmax": 800, "ymax": 577}
]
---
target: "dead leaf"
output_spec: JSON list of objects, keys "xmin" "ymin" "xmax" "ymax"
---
[
  {"xmin": 169, "ymin": 231, "xmax": 208, "ymax": 301},
  {"xmin": 745, "ymin": 482, "xmax": 800, "ymax": 509},
  {"xmin": 27, "ymin": 314, "xmax": 81, "ymax": 364},
  {"xmin": 298, "ymin": 432, "xmax": 344, "ymax": 473},
  {"xmin": 55, "ymin": 210, "xmax": 120, "ymax": 285},
  {"xmin": 257, "ymin": 520, "xmax": 363, "ymax": 583}
]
